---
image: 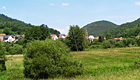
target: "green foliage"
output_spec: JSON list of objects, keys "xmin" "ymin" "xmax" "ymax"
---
[
  {"xmin": 3, "ymin": 27, "xmax": 12, "ymax": 35},
  {"xmin": 104, "ymin": 18, "xmax": 140, "ymax": 38},
  {"xmin": 24, "ymin": 40, "xmax": 84, "ymax": 79},
  {"xmin": 0, "ymin": 14, "xmax": 60, "ymax": 35},
  {"xmin": 0, "ymin": 42, "xmax": 5, "ymax": 59},
  {"xmin": 1, "ymin": 47, "xmax": 140, "ymax": 79},
  {"xmin": 98, "ymin": 35, "xmax": 104, "ymax": 42},
  {"xmin": 0, "ymin": 41, "xmax": 6, "ymax": 71},
  {"xmin": 84, "ymin": 20, "xmax": 117, "ymax": 36},
  {"xmin": 102, "ymin": 39, "xmax": 116, "ymax": 49},
  {"xmin": 105, "ymin": 33, "xmax": 112, "ymax": 40},
  {"xmin": 3, "ymin": 43, "xmax": 23, "ymax": 55},
  {"xmin": 136, "ymin": 33, "xmax": 140, "ymax": 46},
  {"xmin": 115, "ymin": 41, "xmax": 124, "ymax": 48},
  {"xmin": 50, "ymin": 28, "xmax": 60, "ymax": 36},
  {"xmin": 89, "ymin": 39, "xmax": 100, "ymax": 45},
  {"xmin": 122, "ymin": 38, "xmax": 137, "ymax": 47},
  {"xmin": 66, "ymin": 25, "xmax": 88, "ymax": 51},
  {"xmin": 24, "ymin": 24, "xmax": 50, "ymax": 43}
]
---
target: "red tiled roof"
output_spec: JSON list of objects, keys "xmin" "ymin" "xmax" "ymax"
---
[
  {"xmin": 65, "ymin": 35, "xmax": 69, "ymax": 38},
  {"xmin": 52, "ymin": 35, "xmax": 56, "ymax": 39},
  {"xmin": 0, "ymin": 34, "xmax": 6, "ymax": 36},
  {"xmin": 94, "ymin": 37, "xmax": 99, "ymax": 40},
  {"xmin": 59, "ymin": 35, "xmax": 63, "ymax": 38},
  {"xmin": 114, "ymin": 37, "xmax": 123, "ymax": 40}
]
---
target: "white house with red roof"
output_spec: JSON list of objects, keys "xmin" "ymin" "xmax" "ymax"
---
[
  {"xmin": 51, "ymin": 34, "xmax": 58, "ymax": 40},
  {"xmin": 59, "ymin": 35, "xmax": 65, "ymax": 39}
]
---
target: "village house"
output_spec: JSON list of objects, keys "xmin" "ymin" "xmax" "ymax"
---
[
  {"xmin": 0, "ymin": 33, "xmax": 25, "ymax": 43},
  {"xmin": 59, "ymin": 34, "xmax": 65, "ymax": 39},
  {"xmin": 65, "ymin": 35, "xmax": 69, "ymax": 38},
  {"xmin": 114, "ymin": 37, "xmax": 123, "ymax": 40},
  {"xmin": 89, "ymin": 35, "xmax": 94, "ymax": 42},
  {"xmin": 5, "ymin": 36, "xmax": 14, "ymax": 42},
  {"xmin": 0, "ymin": 34, "xmax": 6, "ymax": 41},
  {"xmin": 94, "ymin": 36, "xmax": 99, "ymax": 40},
  {"xmin": 51, "ymin": 34, "xmax": 58, "ymax": 40},
  {"xmin": 90, "ymin": 36, "xmax": 123, "ymax": 41}
]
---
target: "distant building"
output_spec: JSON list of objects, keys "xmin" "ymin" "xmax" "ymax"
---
[
  {"xmin": 65, "ymin": 35, "xmax": 70, "ymax": 38},
  {"xmin": 89, "ymin": 35, "xmax": 94, "ymax": 42},
  {"xmin": 85, "ymin": 29, "xmax": 89, "ymax": 39},
  {"xmin": 59, "ymin": 34, "xmax": 65, "ymax": 39},
  {"xmin": 51, "ymin": 34, "xmax": 58, "ymax": 40},
  {"xmin": 94, "ymin": 36, "xmax": 99, "ymax": 40},
  {"xmin": 5, "ymin": 36, "xmax": 14, "ymax": 42},
  {"xmin": 0, "ymin": 34, "xmax": 6, "ymax": 41},
  {"xmin": 114, "ymin": 37, "xmax": 123, "ymax": 40}
]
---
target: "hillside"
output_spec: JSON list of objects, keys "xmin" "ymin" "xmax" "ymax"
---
[
  {"xmin": 83, "ymin": 20, "xmax": 117, "ymax": 36},
  {"xmin": 104, "ymin": 18, "xmax": 140, "ymax": 38},
  {"xmin": 0, "ymin": 14, "xmax": 60, "ymax": 35}
]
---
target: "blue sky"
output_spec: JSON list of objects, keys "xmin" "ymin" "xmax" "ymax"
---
[{"xmin": 0, "ymin": 0, "xmax": 140, "ymax": 34}]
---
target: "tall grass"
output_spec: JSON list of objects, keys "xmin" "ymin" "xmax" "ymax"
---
[{"xmin": 0, "ymin": 47, "xmax": 140, "ymax": 80}]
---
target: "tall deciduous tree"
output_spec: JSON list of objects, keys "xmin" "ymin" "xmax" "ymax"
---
[
  {"xmin": 66, "ymin": 25, "xmax": 87, "ymax": 51},
  {"xmin": 24, "ymin": 24, "xmax": 50, "ymax": 43},
  {"xmin": 105, "ymin": 33, "xmax": 112, "ymax": 40},
  {"xmin": 98, "ymin": 35, "xmax": 104, "ymax": 42}
]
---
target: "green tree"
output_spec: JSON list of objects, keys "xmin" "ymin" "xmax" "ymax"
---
[
  {"xmin": 66, "ymin": 25, "xmax": 87, "ymax": 51},
  {"xmin": 3, "ymin": 27, "xmax": 11, "ymax": 35},
  {"xmin": 24, "ymin": 24, "xmax": 50, "ymax": 43},
  {"xmin": 98, "ymin": 35, "xmax": 104, "ymax": 42},
  {"xmin": 105, "ymin": 33, "xmax": 112, "ymax": 40},
  {"xmin": 24, "ymin": 40, "xmax": 84, "ymax": 79},
  {"xmin": 0, "ymin": 41, "xmax": 6, "ymax": 71}
]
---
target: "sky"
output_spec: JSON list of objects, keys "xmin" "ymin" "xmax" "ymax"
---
[{"xmin": 0, "ymin": 0, "xmax": 140, "ymax": 34}]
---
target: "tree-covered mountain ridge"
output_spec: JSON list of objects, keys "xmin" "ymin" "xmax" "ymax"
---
[
  {"xmin": 104, "ymin": 18, "xmax": 140, "ymax": 38},
  {"xmin": 0, "ymin": 14, "xmax": 60, "ymax": 35},
  {"xmin": 83, "ymin": 20, "xmax": 117, "ymax": 36}
]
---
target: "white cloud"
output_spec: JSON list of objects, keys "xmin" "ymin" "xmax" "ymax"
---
[
  {"xmin": 54, "ymin": 27, "xmax": 69, "ymax": 35},
  {"xmin": 49, "ymin": 3, "xmax": 55, "ymax": 6},
  {"xmin": 136, "ymin": 17, "xmax": 140, "ymax": 19},
  {"xmin": 2, "ymin": 6, "xmax": 6, "ymax": 9},
  {"xmin": 135, "ymin": 1, "xmax": 140, "ymax": 6},
  {"xmin": 0, "ymin": 6, "xmax": 6, "ymax": 10},
  {"xmin": 62, "ymin": 3, "xmax": 69, "ymax": 6}
]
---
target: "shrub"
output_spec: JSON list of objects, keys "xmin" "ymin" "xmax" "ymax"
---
[
  {"xmin": 102, "ymin": 39, "xmax": 116, "ymax": 49},
  {"xmin": 23, "ymin": 39, "xmax": 84, "ymax": 79},
  {"xmin": 0, "ymin": 41, "xmax": 6, "ymax": 71},
  {"xmin": 89, "ymin": 39, "xmax": 100, "ymax": 46},
  {"xmin": 89, "ymin": 45, "xmax": 101, "ymax": 49},
  {"xmin": 4, "ymin": 43, "xmax": 23, "ymax": 55},
  {"xmin": 122, "ymin": 38, "xmax": 137, "ymax": 47},
  {"xmin": 13, "ymin": 44, "xmax": 23, "ymax": 54},
  {"xmin": 115, "ymin": 41, "xmax": 124, "ymax": 48}
]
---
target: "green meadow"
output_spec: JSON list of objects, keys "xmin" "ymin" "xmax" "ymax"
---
[{"xmin": 1, "ymin": 47, "xmax": 140, "ymax": 80}]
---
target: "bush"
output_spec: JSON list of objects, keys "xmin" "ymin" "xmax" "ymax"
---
[
  {"xmin": 122, "ymin": 38, "xmax": 137, "ymax": 47},
  {"xmin": 115, "ymin": 41, "xmax": 124, "ymax": 48},
  {"xmin": 4, "ymin": 43, "xmax": 23, "ymax": 55},
  {"xmin": 23, "ymin": 39, "xmax": 84, "ymax": 79},
  {"xmin": 0, "ymin": 41, "xmax": 6, "ymax": 71},
  {"xmin": 89, "ymin": 45, "xmax": 101, "ymax": 49},
  {"xmin": 102, "ymin": 39, "xmax": 116, "ymax": 49},
  {"xmin": 89, "ymin": 39, "xmax": 100, "ymax": 46}
]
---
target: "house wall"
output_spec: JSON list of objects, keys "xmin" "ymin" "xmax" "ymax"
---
[{"xmin": 0, "ymin": 36, "xmax": 3, "ymax": 41}]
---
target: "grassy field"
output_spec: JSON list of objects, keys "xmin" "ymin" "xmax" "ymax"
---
[{"xmin": 0, "ymin": 47, "xmax": 140, "ymax": 80}]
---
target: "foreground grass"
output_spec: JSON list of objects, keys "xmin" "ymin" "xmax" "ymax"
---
[{"xmin": 0, "ymin": 47, "xmax": 140, "ymax": 80}]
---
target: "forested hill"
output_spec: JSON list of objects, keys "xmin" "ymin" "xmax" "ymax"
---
[
  {"xmin": 0, "ymin": 14, "xmax": 60, "ymax": 35},
  {"xmin": 104, "ymin": 18, "xmax": 140, "ymax": 38},
  {"xmin": 83, "ymin": 20, "xmax": 117, "ymax": 36}
]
